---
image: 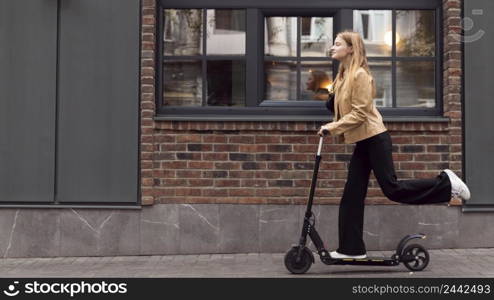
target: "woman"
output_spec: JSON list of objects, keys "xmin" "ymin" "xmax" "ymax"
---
[{"xmin": 316, "ymin": 31, "xmax": 471, "ymax": 259}]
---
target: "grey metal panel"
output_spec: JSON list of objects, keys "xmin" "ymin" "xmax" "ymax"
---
[
  {"xmin": 57, "ymin": 0, "xmax": 140, "ymax": 203},
  {"xmin": 464, "ymin": 0, "xmax": 494, "ymax": 206},
  {"xmin": 0, "ymin": 1, "xmax": 57, "ymax": 202}
]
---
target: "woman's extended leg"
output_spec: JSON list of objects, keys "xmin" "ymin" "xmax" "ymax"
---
[
  {"xmin": 336, "ymin": 142, "xmax": 372, "ymax": 255},
  {"xmin": 367, "ymin": 131, "xmax": 452, "ymax": 204}
]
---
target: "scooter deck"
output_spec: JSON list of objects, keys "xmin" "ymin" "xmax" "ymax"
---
[{"xmin": 322, "ymin": 257, "xmax": 400, "ymax": 266}]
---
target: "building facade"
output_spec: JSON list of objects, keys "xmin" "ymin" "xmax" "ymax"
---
[{"xmin": 0, "ymin": 0, "xmax": 492, "ymax": 257}]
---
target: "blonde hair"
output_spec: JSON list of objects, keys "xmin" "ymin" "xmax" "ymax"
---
[{"xmin": 333, "ymin": 30, "xmax": 376, "ymax": 98}]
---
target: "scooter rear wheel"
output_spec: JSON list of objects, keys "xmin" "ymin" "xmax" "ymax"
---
[
  {"xmin": 284, "ymin": 247, "xmax": 313, "ymax": 274},
  {"xmin": 403, "ymin": 244, "xmax": 429, "ymax": 271}
]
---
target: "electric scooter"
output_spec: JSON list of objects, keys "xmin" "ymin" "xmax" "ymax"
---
[{"xmin": 284, "ymin": 130, "xmax": 430, "ymax": 274}]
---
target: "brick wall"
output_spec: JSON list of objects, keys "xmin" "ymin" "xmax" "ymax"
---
[{"xmin": 140, "ymin": 0, "xmax": 463, "ymax": 206}]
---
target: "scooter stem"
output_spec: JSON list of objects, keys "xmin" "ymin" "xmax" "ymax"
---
[{"xmin": 317, "ymin": 136, "xmax": 324, "ymax": 157}]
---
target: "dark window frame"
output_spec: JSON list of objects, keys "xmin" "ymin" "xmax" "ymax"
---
[{"xmin": 156, "ymin": 0, "xmax": 443, "ymax": 121}]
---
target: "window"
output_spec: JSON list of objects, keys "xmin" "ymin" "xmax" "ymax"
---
[
  {"xmin": 162, "ymin": 9, "xmax": 246, "ymax": 107},
  {"xmin": 354, "ymin": 10, "xmax": 437, "ymax": 110},
  {"xmin": 157, "ymin": 1, "xmax": 442, "ymax": 120}
]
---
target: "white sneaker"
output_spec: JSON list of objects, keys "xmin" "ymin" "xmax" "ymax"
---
[
  {"xmin": 330, "ymin": 251, "xmax": 367, "ymax": 259},
  {"xmin": 443, "ymin": 169, "xmax": 471, "ymax": 201}
]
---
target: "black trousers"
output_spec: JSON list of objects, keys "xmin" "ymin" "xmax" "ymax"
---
[{"xmin": 337, "ymin": 130, "xmax": 452, "ymax": 255}]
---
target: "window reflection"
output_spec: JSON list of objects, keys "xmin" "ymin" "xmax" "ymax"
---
[
  {"xmin": 264, "ymin": 17, "xmax": 297, "ymax": 57},
  {"xmin": 207, "ymin": 60, "xmax": 246, "ymax": 106},
  {"xmin": 162, "ymin": 9, "xmax": 247, "ymax": 107},
  {"xmin": 164, "ymin": 9, "xmax": 203, "ymax": 56},
  {"xmin": 301, "ymin": 17, "xmax": 333, "ymax": 57},
  {"xmin": 368, "ymin": 61, "xmax": 392, "ymax": 107},
  {"xmin": 353, "ymin": 10, "xmax": 392, "ymax": 57},
  {"xmin": 163, "ymin": 61, "xmax": 202, "ymax": 106},
  {"xmin": 397, "ymin": 61, "xmax": 435, "ymax": 107},
  {"xmin": 264, "ymin": 61, "xmax": 297, "ymax": 100},
  {"xmin": 207, "ymin": 10, "xmax": 246, "ymax": 55},
  {"xmin": 396, "ymin": 10, "xmax": 435, "ymax": 56},
  {"xmin": 264, "ymin": 16, "xmax": 334, "ymax": 101},
  {"xmin": 353, "ymin": 9, "xmax": 436, "ymax": 109},
  {"xmin": 300, "ymin": 62, "xmax": 332, "ymax": 101}
]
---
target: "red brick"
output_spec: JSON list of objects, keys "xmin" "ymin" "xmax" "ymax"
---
[
  {"xmin": 215, "ymin": 180, "xmax": 240, "ymax": 187},
  {"xmin": 203, "ymin": 189, "xmax": 228, "ymax": 197},
  {"xmin": 450, "ymin": 135, "xmax": 462, "ymax": 144},
  {"xmin": 414, "ymin": 154, "xmax": 441, "ymax": 161},
  {"xmin": 161, "ymin": 179, "xmax": 187, "ymax": 187},
  {"xmin": 413, "ymin": 136, "xmax": 440, "ymax": 144},
  {"xmin": 142, "ymin": 0, "xmax": 156, "ymax": 7},
  {"xmin": 282, "ymin": 153, "xmax": 310, "ymax": 161},
  {"xmin": 176, "ymin": 170, "xmax": 201, "ymax": 178},
  {"xmin": 141, "ymin": 178, "xmax": 154, "ymax": 186},
  {"xmin": 294, "ymin": 180, "xmax": 311, "ymax": 188},
  {"xmin": 237, "ymin": 197, "xmax": 266, "ymax": 204},
  {"xmin": 256, "ymin": 189, "xmax": 281, "ymax": 197},
  {"xmin": 392, "ymin": 153, "xmax": 414, "ymax": 161},
  {"xmin": 241, "ymin": 180, "xmax": 267, "ymax": 187},
  {"xmin": 188, "ymin": 161, "xmax": 214, "ymax": 169},
  {"xmin": 162, "ymin": 161, "xmax": 187, "ymax": 169},
  {"xmin": 282, "ymin": 136, "xmax": 307, "ymax": 144},
  {"xmin": 141, "ymin": 161, "xmax": 153, "ymax": 169},
  {"xmin": 214, "ymin": 162, "xmax": 240, "ymax": 170},
  {"xmin": 255, "ymin": 136, "xmax": 281, "ymax": 143},
  {"xmin": 159, "ymin": 144, "xmax": 186, "ymax": 151},
  {"xmin": 142, "ymin": 16, "xmax": 155, "ymax": 25},
  {"xmin": 239, "ymin": 144, "xmax": 267, "ymax": 152},
  {"xmin": 152, "ymin": 188, "xmax": 175, "ymax": 197},
  {"xmin": 176, "ymin": 188, "xmax": 202, "ymax": 196},
  {"xmin": 203, "ymin": 153, "xmax": 229, "ymax": 161},
  {"xmin": 320, "ymin": 162, "xmax": 346, "ymax": 170},
  {"xmin": 229, "ymin": 189, "xmax": 255, "ymax": 197},
  {"xmin": 188, "ymin": 179, "xmax": 213, "ymax": 186},
  {"xmin": 229, "ymin": 171, "xmax": 255, "ymax": 178},
  {"xmin": 229, "ymin": 136, "xmax": 255, "ymax": 144},
  {"xmin": 392, "ymin": 136, "xmax": 413, "ymax": 144},
  {"xmin": 214, "ymin": 144, "xmax": 239, "ymax": 152},
  {"xmin": 203, "ymin": 135, "xmax": 227, "ymax": 143},
  {"xmin": 293, "ymin": 145, "xmax": 318, "ymax": 153},
  {"xmin": 152, "ymin": 170, "xmax": 175, "ymax": 178},
  {"xmin": 281, "ymin": 172, "xmax": 308, "ymax": 180},
  {"xmin": 254, "ymin": 171, "xmax": 281, "ymax": 179},
  {"xmin": 400, "ymin": 162, "xmax": 426, "ymax": 170},
  {"xmin": 177, "ymin": 135, "xmax": 201, "ymax": 143}
]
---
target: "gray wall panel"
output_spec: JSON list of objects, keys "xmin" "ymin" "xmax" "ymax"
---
[
  {"xmin": 0, "ymin": 0, "xmax": 57, "ymax": 202},
  {"xmin": 57, "ymin": 0, "xmax": 139, "ymax": 203},
  {"xmin": 465, "ymin": 0, "xmax": 494, "ymax": 205}
]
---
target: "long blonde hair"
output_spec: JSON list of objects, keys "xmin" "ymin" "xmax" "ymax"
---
[{"xmin": 333, "ymin": 31, "xmax": 376, "ymax": 98}]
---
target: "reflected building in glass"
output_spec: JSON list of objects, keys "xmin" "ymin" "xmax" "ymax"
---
[{"xmin": 353, "ymin": 10, "xmax": 435, "ymax": 108}]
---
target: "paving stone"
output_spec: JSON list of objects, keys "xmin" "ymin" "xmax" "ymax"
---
[{"xmin": 0, "ymin": 248, "xmax": 494, "ymax": 277}]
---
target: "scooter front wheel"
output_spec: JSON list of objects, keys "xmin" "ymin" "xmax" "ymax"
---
[
  {"xmin": 284, "ymin": 246, "xmax": 313, "ymax": 274},
  {"xmin": 402, "ymin": 244, "xmax": 430, "ymax": 271}
]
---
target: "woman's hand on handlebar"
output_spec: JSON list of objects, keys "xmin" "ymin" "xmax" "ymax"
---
[{"xmin": 317, "ymin": 125, "xmax": 330, "ymax": 137}]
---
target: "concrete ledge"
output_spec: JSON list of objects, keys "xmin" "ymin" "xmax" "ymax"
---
[{"xmin": 0, "ymin": 204, "xmax": 492, "ymax": 258}]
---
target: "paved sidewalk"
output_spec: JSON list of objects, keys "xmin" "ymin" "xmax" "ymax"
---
[{"xmin": 0, "ymin": 248, "xmax": 493, "ymax": 278}]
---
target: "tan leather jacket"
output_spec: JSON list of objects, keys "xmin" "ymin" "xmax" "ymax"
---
[{"xmin": 325, "ymin": 67, "xmax": 387, "ymax": 144}]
